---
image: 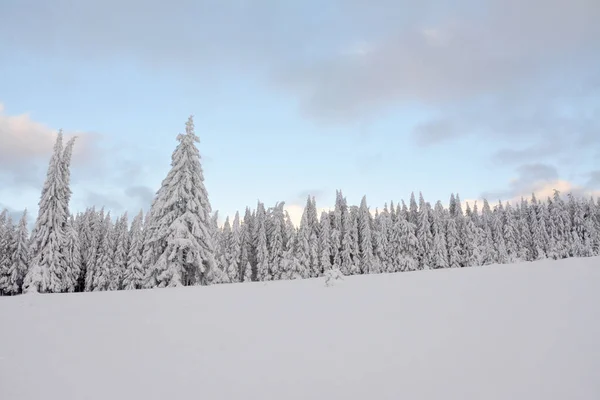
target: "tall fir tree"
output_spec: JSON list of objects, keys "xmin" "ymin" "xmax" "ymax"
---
[
  {"xmin": 123, "ymin": 210, "xmax": 145, "ymax": 290},
  {"xmin": 318, "ymin": 211, "xmax": 332, "ymax": 273},
  {"xmin": 295, "ymin": 200, "xmax": 313, "ymax": 279},
  {"xmin": 92, "ymin": 212, "xmax": 115, "ymax": 291},
  {"xmin": 109, "ymin": 213, "xmax": 129, "ymax": 290},
  {"xmin": 267, "ymin": 203, "xmax": 286, "ymax": 280},
  {"xmin": 416, "ymin": 194, "xmax": 433, "ymax": 270},
  {"xmin": 143, "ymin": 116, "xmax": 217, "ymax": 287},
  {"xmin": 254, "ymin": 202, "xmax": 270, "ymax": 281},
  {"xmin": 231, "ymin": 211, "xmax": 243, "ymax": 280},
  {"xmin": 84, "ymin": 208, "xmax": 104, "ymax": 291},
  {"xmin": 358, "ymin": 196, "xmax": 377, "ymax": 274},
  {"xmin": 373, "ymin": 207, "xmax": 391, "ymax": 273},
  {"xmin": 221, "ymin": 217, "xmax": 240, "ymax": 283},
  {"xmin": 23, "ymin": 131, "xmax": 76, "ymax": 293},
  {"xmin": 431, "ymin": 201, "xmax": 449, "ymax": 269}
]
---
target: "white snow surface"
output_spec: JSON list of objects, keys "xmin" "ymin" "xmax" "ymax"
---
[{"xmin": 1, "ymin": 257, "xmax": 599, "ymax": 400}]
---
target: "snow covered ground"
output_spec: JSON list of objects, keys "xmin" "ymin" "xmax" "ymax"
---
[{"xmin": 1, "ymin": 257, "xmax": 599, "ymax": 400}]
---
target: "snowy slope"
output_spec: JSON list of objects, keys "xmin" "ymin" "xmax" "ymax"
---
[{"xmin": 1, "ymin": 257, "xmax": 599, "ymax": 400}]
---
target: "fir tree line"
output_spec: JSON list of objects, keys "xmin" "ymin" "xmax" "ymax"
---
[{"xmin": 1, "ymin": 117, "xmax": 599, "ymax": 295}]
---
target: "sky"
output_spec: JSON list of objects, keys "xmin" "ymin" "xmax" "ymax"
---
[{"xmin": 1, "ymin": 0, "xmax": 599, "ymax": 226}]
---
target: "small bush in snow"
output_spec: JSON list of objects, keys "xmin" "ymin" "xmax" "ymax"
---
[{"xmin": 324, "ymin": 268, "xmax": 343, "ymax": 287}]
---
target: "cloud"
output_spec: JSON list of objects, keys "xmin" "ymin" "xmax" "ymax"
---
[
  {"xmin": 295, "ymin": 189, "xmax": 326, "ymax": 203},
  {"xmin": 482, "ymin": 163, "xmax": 600, "ymax": 204},
  {"xmin": 413, "ymin": 118, "xmax": 463, "ymax": 146},
  {"xmin": 0, "ymin": 103, "xmax": 104, "ymax": 187},
  {"xmin": 124, "ymin": 185, "xmax": 156, "ymax": 209},
  {"xmin": 491, "ymin": 142, "xmax": 564, "ymax": 165},
  {"xmin": 275, "ymin": 0, "xmax": 599, "ymax": 118},
  {"xmin": 85, "ymin": 190, "xmax": 124, "ymax": 215},
  {"xmin": 587, "ymin": 170, "xmax": 600, "ymax": 189}
]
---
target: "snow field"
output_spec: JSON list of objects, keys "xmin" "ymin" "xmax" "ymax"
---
[{"xmin": 1, "ymin": 256, "xmax": 599, "ymax": 400}]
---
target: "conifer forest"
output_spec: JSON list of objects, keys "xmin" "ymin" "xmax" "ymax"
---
[{"xmin": 1, "ymin": 116, "xmax": 599, "ymax": 295}]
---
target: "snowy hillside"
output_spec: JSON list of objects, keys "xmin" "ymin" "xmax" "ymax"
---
[{"xmin": 1, "ymin": 256, "xmax": 599, "ymax": 400}]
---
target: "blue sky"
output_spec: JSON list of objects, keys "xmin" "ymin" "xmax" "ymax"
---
[{"xmin": 1, "ymin": 0, "xmax": 599, "ymax": 225}]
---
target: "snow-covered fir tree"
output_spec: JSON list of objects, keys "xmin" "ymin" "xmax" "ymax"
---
[
  {"xmin": 446, "ymin": 216, "xmax": 461, "ymax": 269},
  {"xmin": 503, "ymin": 203, "xmax": 520, "ymax": 263},
  {"xmin": 267, "ymin": 203, "xmax": 286, "ymax": 280},
  {"xmin": 416, "ymin": 194, "xmax": 433, "ymax": 270},
  {"xmin": 122, "ymin": 210, "xmax": 145, "ymax": 290},
  {"xmin": 221, "ymin": 217, "xmax": 240, "ymax": 283},
  {"xmin": 0, "ymin": 211, "xmax": 29, "ymax": 294},
  {"xmin": 0, "ymin": 212, "xmax": 16, "ymax": 295},
  {"xmin": 348, "ymin": 206, "xmax": 361, "ymax": 275},
  {"xmin": 254, "ymin": 201, "xmax": 270, "ymax": 281},
  {"xmin": 92, "ymin": 212, "xmax": 115, "ymax": 291},
  {"xmin": 64, "ymin": 214, "xmax": 82, "ymax": 291},
  {"xmin": 84, "ymin": 208, "xmax": 103, "ymax": 292},
  {"xmin": 143, "ymin": 116, "xmax": 217, "ymax": 287},
  {"xmin": 230, "ymin": 211, "xmax": 243, "ymax": 281},
  {"xmin": 295, "ymin": 200, "xmax": 313, "ymax": 279},
  {"xmin": 373, "ymin": 206, "xmax": 391, "ymax": 273},
  {"xmin": 429, "ymin": 201, "xmax": 448, "ymax": 269},
  {"xmin": 358, "ymin": 196, "xmax": 378, "ymax": 274},
  {"xmin": 109, "ymin": 213, "xmax": 129, "ymax": 290},
  {"xmin": 318, "ymin": 210, "xmax": 332, "ymax": 273},
  {"xmin": 23, "ymin": 131, "xmax": 77, "ymax": 293},
  {"xmin": 392, "ymin": 216, "xmax": 419, "ymax": 272}
]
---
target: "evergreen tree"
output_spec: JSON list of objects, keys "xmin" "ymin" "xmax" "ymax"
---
[
  {"xmin": 75, "ymin": 209, "xmax": 91, "ymax": 291},
  {"xmin": 308, "ymin": 197, "xmax": 320, "ymax": 274},
  {"xmin": 373, "ymin": 207, "xmax": 391, "ymax": 273},
  {"xmin": 84, "ymin": 208, "xmax": 104, "ymax": 291},
  {"xmin": 108, "ymin": 213, "xmax": 129, "ymax": 290},
  {"xmin": 357, "ymin": 196, "xmax": 377, "ymax": 273},
  {"xmin": 266, "ymin": 204, "xmax": 284, "ymax": 280},
  {"xmin": 503, "ymin": 203, "xmax": 519, "ymax": 262},
  {"xmin": 143, "ymin": 116, "xmax": 217, "ymax": 287},
  {"xmin": 446, "ymin": 217, "xmax": 461, "ymax": 268},
  {"xmin": 517, "ymin": 198, "xmax": 533, "ymax": 261},
  {"xmin": 416, "ymin": 194, "xmax": 433, "ymax": 270},
  {"xmin": 221, "ymin": 217, "xmax": 240, "ymax": 283},
  {"xmin": 243, "ymin": 261, "xmax": 252, "ymax": 282},
  {"xmin": 24, "ymin": 131, "xmax": 76, "ymax": 293},
  {"xmin": 409, "ymin": 192, "xmax": 418, "ymax": 226},
  {"xmin": 252, "ymin": 202, "xmax": 269, "ymax": 281},
  {"xmin": 331, "ymin": 192, "xmax": 343, "ymax": 271},
  {"xmin": 123, "ymin": 210, "xmax": 145, "ymax": 290},
  {"xmin": 431, "ymin": 201, "xmax": 449, "ymax": 269},
  {"xmin": 463, "ymin": 208, "xmax": 482, "ymax": 267},
  {"xmin": 295, "ymin": 200, "xmax": 312, "ymax": 279},
  {"xmin": 231, "ymin": 211, "xmax": 243, "ymax": 280},
  {"xmin": 92, "ymin": 213, "xmax": 115, "ymax": 291},
  {"xmin": 64, "ymin": 214, "xmax": 82, "ymax": 292},
  {"xmin": 395, "ymin": 218, "xmax": 419, "ymax": 272},
  {"xmin": 348, "ymin": 206, "xmax": 361, "ymax": 275},
  {"xmin": 318, "ymin": 211, "xmax": 332, "ymax": 273},
  {"xmin": 0, "ymin": 213, "xmax": 15, "ymax": 295},
  {"xmin": 6, "ymin": 211, "xmax": 29, "ymax": 294},
  {"xmin": 239, "ymin": 209, "xmax": 253, "ymax": 282}
]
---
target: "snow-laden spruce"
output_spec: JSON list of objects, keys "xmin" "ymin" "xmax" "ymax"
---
[
  {"xmin": 23, "ymin": 131, "xmax": 77, "ymax": 294},
  {"xmin": 122, "ymin": 210, "xmax": 145, "ymax": 290},
  {"xmin": 142, "ymin": 116, "xmax": 217, "ymax": 287},
  {"xmin": 0, "ymin": 211, "xmax": 29, "ymax": 295}
]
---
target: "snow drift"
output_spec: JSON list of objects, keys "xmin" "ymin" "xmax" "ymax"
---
[{"xmin": 1, "ymin": 257, "xmax": 599, "ymax": 400}]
